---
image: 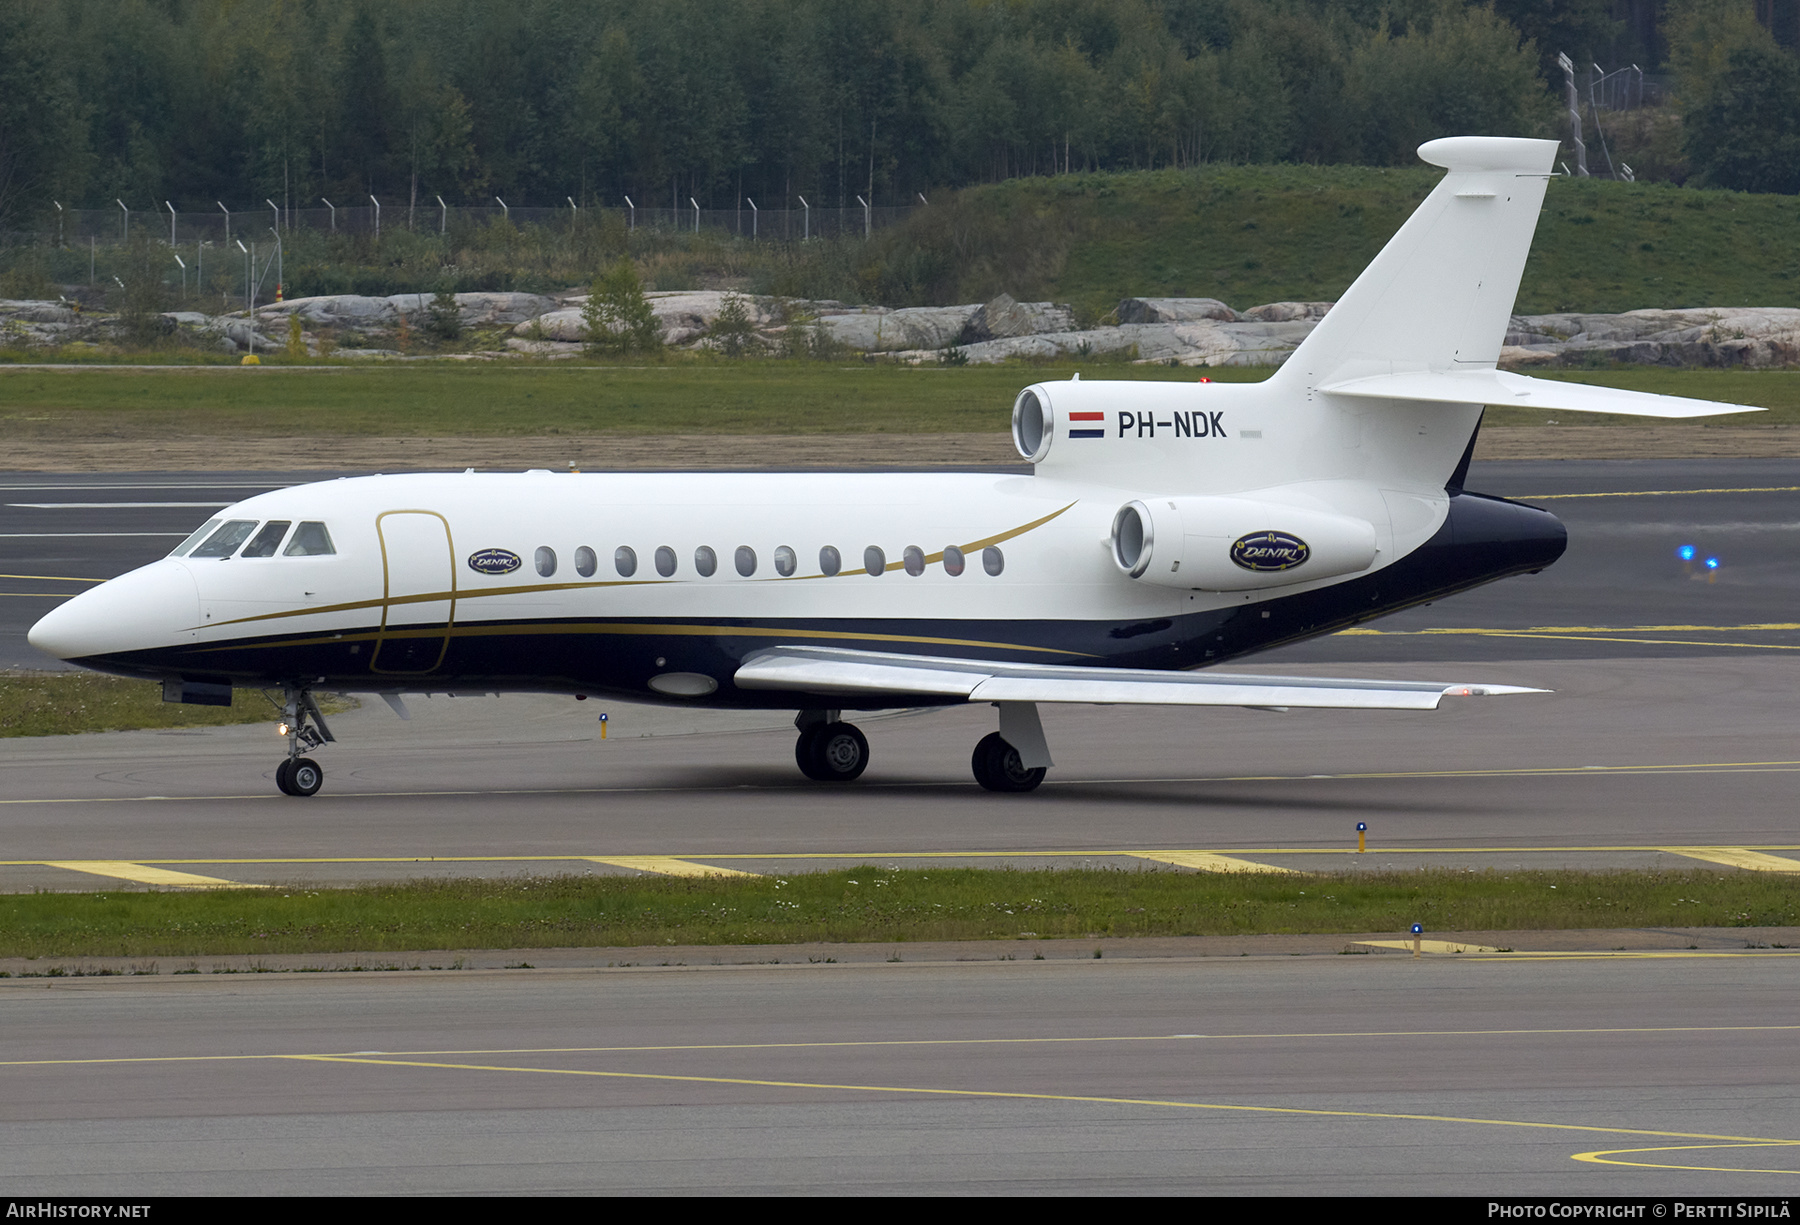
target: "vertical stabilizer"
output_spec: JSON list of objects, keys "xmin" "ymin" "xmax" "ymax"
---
[{"xmin": 1271, "ymin": 137, "xmax": 1557, "ymax": 390}]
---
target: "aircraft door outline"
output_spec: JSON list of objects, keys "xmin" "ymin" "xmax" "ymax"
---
[{"xmin": 371, "ymin": 509, "xmax": 457, "ymax": 674}]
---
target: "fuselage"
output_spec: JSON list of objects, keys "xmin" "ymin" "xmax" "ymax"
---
[{"xmin": 28, "ymin": 387, "xmax": 1567, "ymax": 710}]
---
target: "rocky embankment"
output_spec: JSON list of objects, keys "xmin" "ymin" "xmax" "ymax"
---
[{"xmin": 2, "ymin": 290, "xmax": 1796, "ymax": 369}]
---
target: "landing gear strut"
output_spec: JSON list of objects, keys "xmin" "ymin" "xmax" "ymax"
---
[
  {"xmin": 275, "ymin": 687, "xmax": 335, "ymax": 797},
  {"xmin": 794, "ymin": 709, "xmax": 869, "ymax": 782}
]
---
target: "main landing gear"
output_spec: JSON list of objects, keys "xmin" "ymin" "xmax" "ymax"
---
[
  {"xmin": 790, "ymin": 702, "xmax": 1055, "ymax": 793},
  {"xmin": 794, "ymin": 710, "xmax": 870, "ymax": 782},
  {"xmin": 274, "ymin": 687, "xmax": 335, "ymax": 797}
]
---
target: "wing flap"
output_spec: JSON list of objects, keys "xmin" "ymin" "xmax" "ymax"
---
[
  {"xmin": 733, "ymin": 646, "xmax": 1544, "ymax": 711},
  {"xmin": 1320, "ymin": 369, "xmax": 1762, "ymax": 419}
]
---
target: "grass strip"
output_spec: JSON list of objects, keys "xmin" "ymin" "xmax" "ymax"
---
[
  {"xmin": 0, "ymin": 673, "xmax": 350, "ymax": 738},
  {"xmin": 0, "ymin": 362, "xmax": 1793, "ymax": 439},
  {"xmin": 3, "ymin": 868, "xmax": 1795, "ymax": 960}
]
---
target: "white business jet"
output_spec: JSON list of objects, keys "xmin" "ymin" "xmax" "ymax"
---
[{"xmin": 29, "ymin": 137, "xmax": 1761, "ymax": 797}]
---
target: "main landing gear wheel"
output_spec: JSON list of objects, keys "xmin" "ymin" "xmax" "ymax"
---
[
  {"xmin": 971, "ymin": 732, "xmax": 1046, "ymax": 793},
  {"xmin": 276, "ymin": 757, "xmax": 324, "ymax": 797},
  {"xmin": 796, "ymin": 721, "xmax": 869, "ymax": 783}
]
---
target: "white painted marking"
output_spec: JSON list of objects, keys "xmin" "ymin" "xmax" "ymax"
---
[{"xmin": 7, "ymin": 502, "xmax": 232, "ymax": 509}]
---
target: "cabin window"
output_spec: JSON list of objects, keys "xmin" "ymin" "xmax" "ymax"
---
[
  {"xmin": 774, "ymin": 545, "xmax": 797, "ymax": 577},
  {"xmin": 983, "ymin": 546, "xmax": 1005, "ymax": 576},
  {"xmin": 695, "ymin": 545, "xmax": 717, "ymax": 577},
  {"xmin": 903, "ymin": 545, "xmax": 925, "ymax": 576},
  {"xmin": 575, "ymin": 546, "xmax": 597, "ymax": 578},
  {"xmin": 819, "ymin": 545, "xmax": 841, "ymax": 577},
  {"xmin": 536, "ymin": 547, "xmax": 557, "ymax": 577},
  {"xmin": 735, "ymin": 546, "xmax": 757, "ymax": 577},
  {"xmin": 613, "ymin": 546, "xmax": 636, "ymax": 577},
  {"xmin": 655, "ymin": 546, "xmax": 677, "ymax": 577},
  {"xmin": 169, "ymin": 519, "xmax": 222, "ymax": 558},
  {"xmin": 190, "ymin": 519, "xmax": 259, "ymax": 559},
  {"xmin": 943, "ymin": 545, "xmax": 965, "ymax": 576},
  {"xmin": 864, "ymin": 546, "xmax": 886, "ymax": 576},
  {"xmin": 240, "ymin": 521, "xmax": 292, "ymax": 558},
  {"xmin": 283, "ymin": 522, "xmax": 335, "ymax": 556}
]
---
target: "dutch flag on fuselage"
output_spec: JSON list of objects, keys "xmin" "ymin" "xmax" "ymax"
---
[{"xmin": 1069, "ymin": 411, "xmax": 1104, "ymax": 439}]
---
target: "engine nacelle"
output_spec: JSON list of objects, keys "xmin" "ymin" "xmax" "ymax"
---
[{"xmin": 1111, "ymin": 494, "xmax": 1380, "ymax": 591}]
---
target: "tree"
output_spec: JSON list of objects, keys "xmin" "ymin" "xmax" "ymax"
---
[
  {"xmin": 581, "ymin": 262, "xmax": 661, "ymax": 355},
  {"xmin": 1683, "ymin": 43, "xmax": 1800, "ymax": 194},
  {"xmin": 425, "ymin": 284, "xmax": 463, "ymax": 343}
]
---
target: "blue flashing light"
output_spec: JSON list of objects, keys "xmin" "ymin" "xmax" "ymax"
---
[
  {"xmin": 1677, "ymin": 545, "xmax": 1696, "ymax": 561},
  {"xmin": 1704, "ymin": 556, "xmax": 1720, "ymax": 570},
  {"xmin": 1411, "ymin": 923, "xmax": 1423, "ymax": 935}
]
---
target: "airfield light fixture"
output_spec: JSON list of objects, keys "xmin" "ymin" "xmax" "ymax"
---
[{"xmin": 1677, "ymin": 545, "xmax": 1696, "ymax": 561}]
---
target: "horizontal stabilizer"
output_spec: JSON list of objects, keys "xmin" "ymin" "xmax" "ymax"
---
[
  {"xmin": 735, "ymin": 646, "xmax": 1544, "ymax": 711},
  {"xmin": 1320, "ymin": 369, "xmax": 1763, "ymax": 419}
]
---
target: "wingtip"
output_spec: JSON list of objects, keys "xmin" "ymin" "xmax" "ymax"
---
[{"xmin": 1441, "ymin": 684, "xmax": 1552, "ymax": 697}]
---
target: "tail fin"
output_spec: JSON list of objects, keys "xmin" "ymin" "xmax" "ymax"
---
[{"xmin": 1270, "ymin": 136, "xmax": 1557, "ymax": 390}]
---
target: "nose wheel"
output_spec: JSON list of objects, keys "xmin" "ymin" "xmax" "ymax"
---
[
  {"xmin": 275, "ymin": 757, "xmax": 324, "ymax": 796},
  {"xmin": 274, "ymin": 686, "xmax": 335, "ymax": 797}
]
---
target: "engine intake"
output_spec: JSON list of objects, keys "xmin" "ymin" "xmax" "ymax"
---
[{"xmin": 1110, "ymin": 494, "xmax": 1379, "ymax": 591}]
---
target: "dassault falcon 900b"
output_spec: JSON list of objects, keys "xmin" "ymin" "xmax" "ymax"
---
[{"xmin": 29, "ymin": 137, "xmax": 1762, "ymax": 797}]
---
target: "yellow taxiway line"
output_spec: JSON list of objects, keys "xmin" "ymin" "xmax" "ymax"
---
[
  {"xmin": 38, "ymin": 860, "xmax": 266, "ymax": 889},
  {"xmin": 581, "ymin": 855, "xmax": 758, "ymax": 878}
]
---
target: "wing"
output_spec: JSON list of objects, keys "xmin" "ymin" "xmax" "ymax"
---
[
  {"xmin": 1319, "ymin": 369, "xmax": 1762, "ymax": 419},
  {"xmin": 733, "ymin": 645, "xmax": 1543, "ymax": 711}
]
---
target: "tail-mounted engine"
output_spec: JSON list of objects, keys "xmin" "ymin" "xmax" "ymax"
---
[{"xmin": 1111, "ymin": 495, "xmax": 1379, "ymax": 591}]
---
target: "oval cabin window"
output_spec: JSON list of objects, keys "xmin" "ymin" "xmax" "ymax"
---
[
  {"xmin": 655, "ymin": 546, "xmax": 677, "ymax": 577},
  {"xmin": 819, "ymin": 546, "xmax": 841, "ymax": 577},
  {"xmin": 695, "ymin": 546, "xmax": 717, "ymax": 577},
  {"xmin": 535, "ymin": 546, "xmax": 557, "ymax": 577},
  {"xmin": 735, "ymin": 546, "xmax": 757, "ymax": 577},
  {"xmin": 613, "ymin": 546, "xmax": 636, "ymax": 577},
  {"xmin": 983, "ymin": 546, "xmax": 1004, "ymax": 576},
  {"xmin": 863, "ymin": 546, "xmax": 886, "ymax": 576},
  {"xmin": 575, "ymin": 546, "xmax": 597, "ymax": 578},
  {"xmin": 774, "ymin": 545, "xmax": 797, "ymax": 577},
  {"xmin": 943, "ymin": 545, "xmax": 965, "ymax": 576},
  {"xmin": 903, "ymin": 545, "xmax": 925, "ymax": 576}
]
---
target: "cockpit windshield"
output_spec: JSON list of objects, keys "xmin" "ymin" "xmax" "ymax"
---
[
  {"xmin": 188, "ymin": 519, "xmax": 259, "ymax": 559},
  {"xmin": 168, "ymin": 519, "xmax": 222, "ymax": 558},
  {"xmin": 283, "ymin": 521, "xmax": 335, "ymax": 556},
  {"xmin": 240, "ymin": 521, "xmax": 292, "ymax": 558}
]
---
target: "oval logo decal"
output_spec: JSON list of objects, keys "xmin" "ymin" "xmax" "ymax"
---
[
  {"xmin": 467, "ymin": 548, "xmax": 522, "ymax": 576},
  {"xmin": 1230, "ymin": 531, "xmax": 1310, "ymax": 572}
]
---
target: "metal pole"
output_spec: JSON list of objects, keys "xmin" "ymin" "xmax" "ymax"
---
[
  {"xmin": 236, "ymin": 239, "xmax": 248, "ymax": 315},
  {"xmin": 747, "ymin": 198, "xmax": 757, "ymax": 239},
  {"xmin": 798, "ymin": 195, "xmax": 809, "ymax": 241},
  {"xmin": 116, "ymin": 199, "xmax": 129, "ymax": 242},
  {"xmin": 855, "ymin": 194, "xmax": 869, "ymax": 239},
  {"xmin": 495, "ymin": 196, "xmax": 508, "ymax": 222},
  {"xmin": 53, "ymin": 200, "xmax": 62, "ymax": 246},
  {"xmin": 1558, "ymin": 52, "xmax": 1589, "ymax": 178},
  {"xmin": 166, "ymin": 201, "xmax": 177, "ymax": 245},
  {"xmin": 918, "ymin": 192, "xmax": 928, "ymax": 206},
  {"xmin": 370, "ymin": 195, "xmax": 380, "ymax": 241},
  {"xmin": 690, "ymin": 197, "xmax": 699, "ymax": 233},
  {"xmin": 173, "ymin": 252, "xmax": 186, "ymax": 299},
  {"xmin": 266, "ymin": 198, "xmax": 279, "ymax": 236},
  {"xmin": 322, "ymin": 198, "xmax": 335, "ymax": 232},
  {"xmin": 218, "ymin": 202, "xmax": 230, "ymax": 250},
  {"xmin": 568, "ymin": 195, "xmax": 577, "ymax": 226},
  {"xmin": 624, "ymin": 196, "xmax": 634, "ymax": 230}
]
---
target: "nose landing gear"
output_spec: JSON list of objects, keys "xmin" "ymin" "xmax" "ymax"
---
[{"xmin": 275, "ymin": 687, "xmax": 335, "ymax": 797}]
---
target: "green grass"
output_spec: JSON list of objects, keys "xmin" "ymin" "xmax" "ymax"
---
[
  {"xmin": 3, "ymin": 868, "xmax": 1793, "ymax": 960},
  {"xmin": 0, "ymin": 361, "xmax": 1793, "ymax": 439},
  {"xmin": 0, "ymin": 673, "xmax": 343, "ymax": 737},
  {"xmin": 865, "ymin": 165, "xmax": 1800, "ymax": 318}
]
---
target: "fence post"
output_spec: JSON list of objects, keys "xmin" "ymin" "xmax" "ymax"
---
[
  {"xmin": 855, "ymin": 195, "xmax": 870, "ymax": 239},
  {"xmin": 495, "ymin": 196, "xmax": 508, "ymax": 223},
  {"xmin": 747, "ymin": 197, "xmax": 758, "ymax": 239},
  {"xmin": 166, "ymin": 201, "xmax": 177, "ymax": 245},
  {"xmin": 690, "ymin": 197, "xmax": 699, "ymax": 233},
  {"xmin": 624, "ymin": 196, "xmax": 635, "ymax": 230},
  {"xmin": 370, "ymin": 195, "xmax": 380, "ymax": 241},
  {"xmin": 322, "ymin": 198, "xmax": 336, "ymax": 232},
  {"xmin": 218, "ymin": 202, "xmax": 231, "ymax": 250},
  {"xmin": 436, "ymin": 196, "xmax": 446, "ymax": 235},
  {"xmin": 798, "ymin": 195, "xmax": 809, "ymax": 241},
  {"xmin": 116, "ymin": 199, "xmax": 129, "ymax": 242},
  {"xmin": 53, "ymin": 200, "xmax": 63, "ymax": 246}
]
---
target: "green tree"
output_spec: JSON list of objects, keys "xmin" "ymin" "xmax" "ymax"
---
[
  {"xmin": 425, "ymin": 284, "xmax": 463, "ymax": 343},
  {"xmin": 582, "ymin": 261, "xmax": 661, "ymax": 355},
  {"xmin": 1683, "ymin": 43, "xmax": 1800, "ymax": 194},
  {"xmin": 710, "ymin": 292, "xmax": 754, "ymax": 357}
]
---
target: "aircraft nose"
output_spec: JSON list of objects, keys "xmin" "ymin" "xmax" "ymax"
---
[{"xmin": 27, "ymin": 562, "xmax": 200, "ymax": 662}]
